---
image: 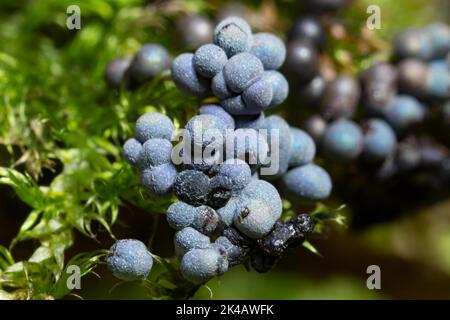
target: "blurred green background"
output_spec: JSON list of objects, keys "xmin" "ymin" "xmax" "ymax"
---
[{"xmin": 0, "ymin": 0, "xmax": 449, "ymax": 300}]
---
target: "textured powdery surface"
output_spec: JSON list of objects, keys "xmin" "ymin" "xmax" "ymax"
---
[
  {"xmin": 221, "ymin": 95, "xmax": 249, "ymax": 115},
  {"xmin": 174, "ymin": 227, "xmax": 211, "ymax": 259},
  {"xmin": 167, "ymin": 201, "xmax": 198, "ymax": 230},
  {"xmin": 107, "ymin": 239, "xmax": 153, "ymax": 281},
  {"xmin": 138, "ymin": 138, "xmax": 173, "ymax": 169},
  {"xmin": 217, "ymin": 159, "xmax": 251, "ymax": 191},
  {"xmin": 194, "ymin": 44, "xmax": 228, "ymax": 78},
  {"xmin": 250, "ymin": 33, "xmax": 286, "ymax": 70},
  {"xmin": 135, "ymin": 112, "xmax": 174, "ymax": 143},
  {"xmin": 213, "ymin": 16, "xmax": 253, "ymax": 57},
  {"xmin": 140, "ymin": 163, "xmax": 177, "ymax": 196},
  {"xmin": 242, "ymin": 77, "xmax": 274, "ymax": 112},
  {"xmin": 186, "ymin": 114, "xmax": 227, "ymax": 148},
  {"xmin": 223, "ymin": 53, "xmax": 264, "ymax": 93},
  {"xmin": 181, "ymin": 248, "xmax": 228, "ymax": 284},
  {"xmin": 234, "ymin": 112, "xmax": 265, "ymax": 129},
  {"xmin": 199, "ymin": 104, "xmax": 235, "ymax": 129},
  {"xmin": 262, "ymin": 71, "xmax": 289, "ymax": 107},
  {"xmin": 281, "ymin": 163, "xmax": 332, "ymax": 201},
  {"xmin": 211, "ymin": 70, "xmax": 234, "ymax": 99},
  {"xmin": 171, "ymin": 53, "xmax": 210, "ymax": 96},
  {"xmin": 123, "ymin": 138, "xmax": 142, "ymax": 166},
  {"xmin": 233, "ymin": 197, "xmax": 278, "ymax": 239}
]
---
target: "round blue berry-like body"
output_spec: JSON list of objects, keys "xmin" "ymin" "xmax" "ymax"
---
[
  {"xmin": 288, "ymin": 127, "xmax": 316, "ymax": 167},
  {"xmin": 174, "ymin": 227, "xmax": 211, "ymax": 259},
  {"xmin": 426, "ymin": 23, "xmax": 450, "ymax": 59},
  {"xmin": 186, "ymin": 114, "xmax": 227, "ymax": 149},
  {"xmin": 261, "ymin": 115, "xmax": 292, "ymax": 179},
  {"xmin": 213, "ymin": 16, "xmax": 253, "ymax": 57},
  {"xmin": 128, "ymin": 44, "xmax": 171, "ymax": 83},
  {"xmin": 394, "ymin": 28, "xmax": 433, "ymax": 61},
  {"xmin": 215, "ymin": 158, "xmax": 251, "ymax": 193},
  {"xmin": 135, "ymin": 112, "xmax": 174, "ymax": 143},
  {"xmin": 362, "ymin": 119, "xmax": 397, "ymax": 162},
  {"xmin": 262, "ymin": 71, "xmax": 289, "ymax": 107},
  {"xmin": 107, "ymin": 239, "xmax": 153, "ymax": 281},
  {"xmin": 217, "ymin": 197, "xmax": 239, "ymax": 226},
  {"xmin": 281, "ymin": 163, "xmax": 332, "ymax": 201},
  {"xmin": 123, "ymin": 138, "xmax": 142, "ymax": 166},
  {"xmin": 104, "ymin": 57, "xmax": 132, "ymax": 88},
  {"xmin": 167, "ymin": 201, "xmax": 198, "ymax": 230},
  {"xmin": 233, "ymin": 198, "xmax": 274, "ymax": 239},
  {"xmin": 140, "ymin": 163, "xmax": 177, "ymax": 196},
  {"xmin": 425, "ymin": 63, "xmax": 450, "ymax": 100},
  {"xmin": 211, "ymin": 70, "xmax": 234, "ymax": 99},
  {"xmin": 223, "ymin": 52, "xmax": 264, "ymax": 93},
  {"xmin": 181, "ymin": 248, "xmax": 229, "ymax": 284},
  {"xmin": 242, "ymin": 76, "xmax": 273, "ymax": 112},
  {"xmin": 384, "ymin": 95, "xmax": 425, "ymax": 131},
  {"xmin": 193, "ymin": 44, "xmax": 228, "ymax": 78},
  {"xmin": 231, "ymin": 128, "xmax": 269, "ymax": 169},
  {"xmin": 221, "ymin": 95, "xmax": 251, "ymax": 115},
  {"xmin": 138, "ymin": 138, "xmax": 173, "ymax": 170},
  {"xmin": 171, "ymin": 53, "xmax": 210, "ymax": 97},
  {"xmin": 240, "ymin": 179, "xmax": 283, "ymax": 215},
  {"xmin": 199, "ymin": 104, "xmax": 235, "ymax": 129},
  {"xmin": 250, "ymin": 32, "xmax": 286, "ymax": 70},
  {"xmin": 234, "ymin": 112, "xmax": 265, "ymax": 129},
  {"xmin": 321, "ymin": 119, "xmax": 363, "ymax": 162}
]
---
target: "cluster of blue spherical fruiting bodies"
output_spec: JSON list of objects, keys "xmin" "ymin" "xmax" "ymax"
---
[
  {"xmin": 105, "ymin": 17, "xmax": 334, "ymax": 285},
  {"xmin": 114, "ymin": 106, "xmax": 331, "ymax": 283},
  {"xmin": 171, "ymin": 16, "xmax": 289, "ymax": 116},
  {"xmin": 294, "ymin": 19, "xmax": 450, "ymax": 178}
]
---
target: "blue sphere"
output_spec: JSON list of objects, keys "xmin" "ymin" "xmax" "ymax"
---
[
  {"xmin": 135, "ymin": 112, "xmax": 174, "ymax": 143},
  {"xmin": 140, "ymin": 163, "xmax": 177, "ymax": 196},
  {"xmin": 322, "ymin": 119, "xmax": 363, "ymax": 162},
  {"xmin": 223, "ymin": 52, "xmax": 264, "ymax": 93},
  {"xmin": 288, "ymin": 127, "xmax": 316, "ymax": 167},
  {"xmin": 234, "ymin": 112, "xmax": 265, "ymax": 129},
  {"xmin": 281, "ymin": 163, "xmax": 332, "ymax": 201},
  {"xmin": 211, "ymin": 70, "xmax": 234, "ymax": 99},
  {"xmin": 174, "ymin": 227, "xmax": 211, "ymax": 259},
  {"xmin": 193, "ymin": 44, "xmax": 228, "ymax": 78},
  {"xmin": 262, "ymin": 71, "xmax": 289, "ymax": 107},
  {"xmin": 107, "ymin": 239, "xmax": 153, "ymax": 281},
  {"xmin": 199, "ymin": 104, "xmax": 235, "ymax": 129},
  {"xmin": 138, "ymin": 138, "xmax": 173, "ymax": 170},
  {"xmin": 123, "ymin": 138, "xmax": 142, "ymax": 167},
  {"xmin": 171, "ymin": 53, "xmax": 210, "ymax": 96},
  {"xmin": 214, "ymin": 16, "xmax": 253, "ymax": 57},
  {"xmin": 181, "ymin": 248, "xmax": 228, "ymax": 284},
  {"xmin": 250, "ymin": 32, "xmax": 286, "ymax": 70},
  {"xmin": 242, "ymin": 76, "xmax": 274, "ymax": 112}
]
